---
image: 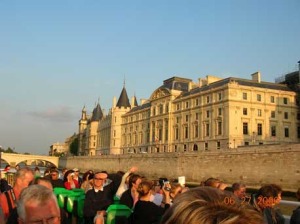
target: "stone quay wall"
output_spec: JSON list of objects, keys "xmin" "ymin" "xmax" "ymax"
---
[{"xmin": 59, "ymin": 143, "xmax": 300, "ymax": 191}]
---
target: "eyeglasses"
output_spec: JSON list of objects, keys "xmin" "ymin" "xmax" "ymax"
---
[{"xmin": 21, "ymin": 216, "xmax": 61, "ymax": 224}]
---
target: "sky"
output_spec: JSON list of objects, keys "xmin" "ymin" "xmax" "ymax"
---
[{"xmin": 0, "ymin": 0, "xmax": 299, "ymax": 155}]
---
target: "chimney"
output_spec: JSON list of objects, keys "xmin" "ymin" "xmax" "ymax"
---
[
  {"xmin": 113, "ymin": 96, "xmax": 116, "ymax": 107},
  {"xmin": 251, "ymin": 72, "xmax": 261, "ymax": 83}
]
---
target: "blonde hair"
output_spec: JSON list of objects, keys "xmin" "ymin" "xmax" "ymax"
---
[{"xmin": 161, "ymin": 187, "xmax": 263, "ymax": 224}]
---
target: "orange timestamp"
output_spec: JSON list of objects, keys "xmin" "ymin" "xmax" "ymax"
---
[
  {"xmin": 257, "ymin": 196, "xmax": 278, "ymax": 207},
  {"xmin": 223, "ymin": 196, "xmax": 252, "ymax": 206}
]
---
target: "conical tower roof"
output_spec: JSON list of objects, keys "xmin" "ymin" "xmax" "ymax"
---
[
  {"xmin": 133, "ymin": 95, "xmax": 138, "ymax": 107},
  {"xmin": 116, "ymin": 87, "xmax": 131, "ymax": 108},
  {"xmin": 91, "ymin": 103, "xmax": 103, "ymax": 121}
]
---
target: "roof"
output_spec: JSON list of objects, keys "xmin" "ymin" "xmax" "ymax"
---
[
  {"xmin": 116, "ymin": 87, "xmax": 131, "ymax": 108},
  {"xmin": 91, "ymin": 103, "xmax": 103, "ymax": 121}
]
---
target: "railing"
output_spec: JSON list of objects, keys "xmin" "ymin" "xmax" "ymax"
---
[{"xmin": 280, "ymin": 199, "xmax": 300, "ymax": 224}]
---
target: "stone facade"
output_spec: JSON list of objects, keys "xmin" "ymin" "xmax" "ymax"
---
[
  {"xmin": 77, "ymin": 73, "xmax": 300, "ymax": 156},
  {"xmin": 59, "ymin": 143, "xmax": 300, "ymax": 191}
]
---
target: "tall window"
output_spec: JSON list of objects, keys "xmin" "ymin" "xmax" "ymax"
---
[
  {"xmin": 217, "ymin": 141, "xmax": 221, "ymax": 149},
  {"xmin": 243, "ymin": 92, "xmax": 247, "ymax": 100},
  {"xmin": 218, "ymin": 108, "xmax": 222, "ymax": 116},
  {"xmin": 271, "ymin": 126, "xmax": 276, "ymax": 137},
  {"xmin": 257, "ymin": 109, "xmax": 262, "ymax": 117},
  {"xmin": 206, "ymin": 124, "xmax": 210, "ymax": 136},
  {"xmin": 257, "ymin": 123, "xmax": 262, "ymax": 135},
  {"xmin": 195, "ymin": 125, "xmax": 199, "ymax": 138},
  {"xmin": 284, "ymin": 112, "xmax": 288, "ymax": 119},
  {"xmin": 243, "ymin": 108, "xmax": 248, "ymax": 115},
  {"xmin": 243, "ymin": 123, "xmax": 248, "ymax": 135},
  {"xmin": 218, "ymin": 122, "xmax": 222, "ymax": 135},
  {"xmin": 284, "ymin": 127, "xmax": 289, "ymax": 137},
  {"xmin": 283, "ymin": 97, "xmax": 288, "ymax": 104},
  {"xmin": 218, "ymin": 93, "xmax": 222, "ymax": 101},
  {"xmin": 175, "ymin": 128, "xmax": 179, "ymax": 140},
  {"xmin": 185, "ymin": 126, "xmax": 189, "ymax": 139},
  {"xmin": 195, "ymin": 113, "xmax": 199, "ymax": 120},
  {"xmin": 185, "ymin": 101, "xmax": 189, "ymax": 109},
  {"xmin": 206, "ymin": 110, "xmax": 210, "ymax": 118},
  {"xmin": 271, "ymin": 111, "xmax": 275, "ymax": 118},
  {"xmin": 195, "ymin": 99, "xmax": 199, "ymax": 106},
  {"xmin": 257, "ymin": 94, "xmax": 261, "ymax": 102},
  {"xmin": 159, "ymin": 105, "xmax": 163, "ymax": 114},
  {"xmin": 270, "ymin": 96, "xmax": 275, "ymax": 103},
  {"xmin": 186, "ymin": 115, "xmax": 189, "ymax": 122},
  {"xmin": 206, "ymin": 96, "xmax": 210, "ymax": 103}
]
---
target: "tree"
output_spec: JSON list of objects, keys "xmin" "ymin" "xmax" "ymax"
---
[
  {"xmin": 5, "ymin": 147, "xmax": 18, "ymax": 154},
  {"xmin": 69, "ymin": 137, "xmax": 79, "ymax": 156}
]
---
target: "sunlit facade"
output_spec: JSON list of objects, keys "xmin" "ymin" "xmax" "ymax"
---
[{"xmin": 77, "ymin": 73, "xmax": 300, "ymax": 155}]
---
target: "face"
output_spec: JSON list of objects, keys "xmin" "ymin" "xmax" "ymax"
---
[
  {"xmin": 274, "ymin": 193, "xmax": 282, "ymax": 205},
  {"xmin": 19, "ymin": 198, "xmax": 60, "ymax": 224},
  {"xmin": 51, "ymin": 172, "xmax": 59, "ymax": 180},
  {"xmin": 93, "ymin": 173, "xmax": 107, "ymax": 188},
  {"xmin": 132, "ymin": 178, "xmax": 142, "ymax": 190},
  {"xmin": 234, "ymin": 187, "xmax": 246, "ymax": 199}
]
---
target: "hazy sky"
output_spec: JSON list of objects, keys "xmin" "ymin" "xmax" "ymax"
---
[{"xmin": 0, "ymin": 0, "xmax": 299, "ymax": 155}]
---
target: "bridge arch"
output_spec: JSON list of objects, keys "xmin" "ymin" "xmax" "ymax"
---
[{"xmin": 1, "ymin": 153, "xmax": 59, "ymax": 168}]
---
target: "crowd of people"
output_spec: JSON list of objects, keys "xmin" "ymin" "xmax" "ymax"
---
[{"xmin": 0, "ymin": 165, "xmax": 299, "ymax": 224}]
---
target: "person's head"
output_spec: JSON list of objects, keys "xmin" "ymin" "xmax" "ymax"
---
[
  {"xmin": 137, "ymin": 180, "xmax": 153, "ymax": 197},
  {"xmin": 256, "ymin": 184, "xmax": 282, "ymax": 208},
  {"xmin": 15, "ymin": 165, "xmax": 20, "ymax": 170},
  {"xmin": 93, "ymin": 172, "xmax": 108, "ymax": 189},
  {"xmin": 50, "ymin": 169, "xmax": 60, "ymax": 180},
  {"xmin": 152, "ymin": 180, "xmax": 162, "ymax": 194},
  {"xmin": 17, "ymin": 185, "xmax": 60, "ymax": 224},
  {"xmin": 161, "ymin": 186, "xmax": 263, "ymax": 224},
  {"xmin": 14, "ymin": 167, "xmax": 34, "ymax": 189},
  {"xmin": 73, "ymin": 168, "xmax": 80, "ymax": 177},
  {"xmin": 34, "ymin": 167, "xmax": 40, "ymax": 171},
  {"xmin": 170, "ymin": 183, "xmax": 183, "ymax": 200},
  {"xmin": 129, "ymin": 174, "xmax": 142, "ymax": 190},
  {"xmin": 232, "ymin": 183, "xmax": 246, "ymax": 199},
  {"xmin": 4, "ymin": 165, "xmax": 10, "ymax": 170},
  {"xmin": 63, "ymin": 170, "xmax": 75, "ymax": 182},
  {"xmin": 32, "ymin": 177, "xmax": 53, "ymax": 190},
  {"xmin": 82, "ymin": 171, "xmax": 93, "ymax": 181}
]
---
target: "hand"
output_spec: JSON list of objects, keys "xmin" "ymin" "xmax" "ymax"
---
[{"xmin": 129, "ymin": 166, "xmax": 138, "ymax": 173}]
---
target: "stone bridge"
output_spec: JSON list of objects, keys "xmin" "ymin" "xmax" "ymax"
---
[{"xmin": 1, "ymin": 153, "xmax": 59, "ymax": 167}]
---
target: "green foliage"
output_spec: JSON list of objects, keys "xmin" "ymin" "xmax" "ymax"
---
[
  {"xmin": 1, "ymin": 147, "xmax": 18, "ymax": 154},
  {"xmin": 69, "ymin": 137, "xmax": 79, "ymax": 156}
]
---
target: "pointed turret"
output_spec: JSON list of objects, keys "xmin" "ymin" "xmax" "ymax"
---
[
  {"xmin": 116, "ymin": 87, "xmax": 131, "ymax": 109},
  {"xmin": 131, "ymin": 95, "xmax": 138, "ymax": 107},
  {"xmin": 91, "ymin": 103, "xmax": 103, "ymax": 121}
]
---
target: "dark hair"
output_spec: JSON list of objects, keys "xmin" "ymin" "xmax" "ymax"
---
[
  {"xmin": 232, "ymin": 183, "xmax": 246, "ymax": 192},
  {"xmin": 257, "ymin": 184, "xmax": 282, "ymax": 198},
  {"xmin": 129, "ymin": 174, "xmax": 141, "ymax": 188}
]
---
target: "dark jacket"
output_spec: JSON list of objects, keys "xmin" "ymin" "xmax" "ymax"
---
[
  {"xmin": 83, "ymin": 184, "xmax": 114, "ymax": 224},
  {"xmin": 290, "ymin": 206, "xmax": 300, "ymax": 224},
  {"xmin": 120, "ymin": 189, "xmax": 134, "ymax": 209}
]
